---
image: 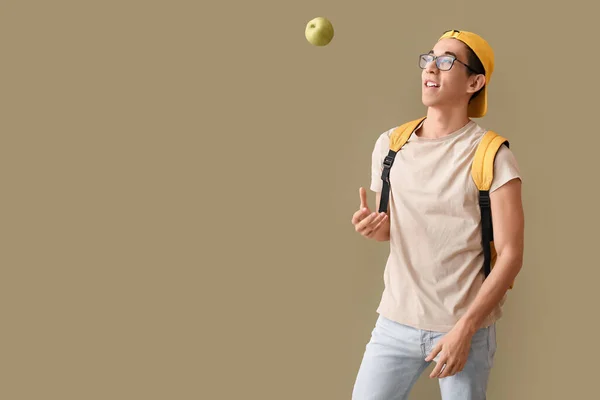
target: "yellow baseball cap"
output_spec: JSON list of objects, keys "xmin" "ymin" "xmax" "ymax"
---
[{"xmin": 438, "ymin": 30, "xmax": 494, "ymax": 118}]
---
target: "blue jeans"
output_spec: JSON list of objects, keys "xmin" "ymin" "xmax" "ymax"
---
[{"xmin": 352, "ymin": 315, "xmax": 497, "ymax": 400}]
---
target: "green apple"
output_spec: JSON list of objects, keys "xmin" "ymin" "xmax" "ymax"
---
[{"xmin": 305, "ymin": 17, "xmax": 334, "ymax": 46}]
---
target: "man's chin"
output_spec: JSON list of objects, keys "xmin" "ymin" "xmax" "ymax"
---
[{"xmin": 421, "ymin": 97, "xmax": 437, "ymax": 108}]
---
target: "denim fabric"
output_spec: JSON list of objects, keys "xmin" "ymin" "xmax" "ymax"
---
[{"xmin": 352, "ymin": 315, "xmax": 496, "ymax": 400}]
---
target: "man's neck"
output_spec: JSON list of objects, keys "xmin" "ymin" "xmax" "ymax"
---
[{"xmin": 417, "ymin": 107, "xmax": 471, "ymax": 139}]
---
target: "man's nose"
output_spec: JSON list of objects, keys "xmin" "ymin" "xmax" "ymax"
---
[{"xmin": 425, "ymin": 59, "xmax": 439, "ymax": 73}]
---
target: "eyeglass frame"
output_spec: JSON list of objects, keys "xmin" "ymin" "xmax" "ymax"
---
[{"xmin": 418, "ymin": 52, "xmax": 483, "ymax": 75}]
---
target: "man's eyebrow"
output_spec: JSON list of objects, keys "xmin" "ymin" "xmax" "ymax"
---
[{"xmin": 428, "ymin": 50, "xmax": 458, "ymax": 57}]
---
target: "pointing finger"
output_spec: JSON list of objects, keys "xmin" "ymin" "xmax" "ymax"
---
[{"xmin": 359, "ymin": 187, "xmax": 368, "ymax": 209}]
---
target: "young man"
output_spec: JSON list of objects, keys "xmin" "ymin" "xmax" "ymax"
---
[{"xmin": 350, "ymin": 30, "xmax": 524, "ymax": 399}]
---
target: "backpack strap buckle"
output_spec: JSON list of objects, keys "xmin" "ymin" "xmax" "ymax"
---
[
  {"xmin": 478, "ymin": 191, "xmax": 491, "ymax": 208},
  {"xmin": 383, "ymin": 154, "xmax": 394, "ymax": 168},
  {"xmin": 381, "ymin": 154, "xmax": 395, "ymax": 183}
]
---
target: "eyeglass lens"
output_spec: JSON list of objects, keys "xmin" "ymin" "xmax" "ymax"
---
[{"xmin": 419, "ymin": 54, "xmax": 454, "ymax": 71}]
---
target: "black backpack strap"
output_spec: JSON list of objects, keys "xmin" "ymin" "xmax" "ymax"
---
[
  {"xmin": 471, "ymin": 130, "xmax": 510, "ymax": 279},
  {"xmin": 378, "ymin": 150, "xmax": 397, "ymax": 213},
  {"xmin": 479, "ymin": 190, "xmax": 493, "ymax": 277},
  {"xmin": 377, "ymin": 117, "xmax": 426, "ymax": 213}
]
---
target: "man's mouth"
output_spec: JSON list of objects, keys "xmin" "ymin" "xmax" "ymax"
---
[{"xmin": 425, "ymin": 81, "xmax": 440, "ymax": 88}]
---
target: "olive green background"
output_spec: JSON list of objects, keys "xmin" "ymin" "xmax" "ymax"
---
[{"xmin": 1, "ymin": 1, "xmax": 598, "ymax": 399}]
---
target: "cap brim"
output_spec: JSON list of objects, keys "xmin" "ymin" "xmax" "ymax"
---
[{"xmin": 468, "ymin": 84, "xmax": 487, "ymax": 118}]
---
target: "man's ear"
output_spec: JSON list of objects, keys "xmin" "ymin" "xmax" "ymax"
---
[{"xmin": 467, "ymin": 74, "xmax": 486, "ymax": 94}]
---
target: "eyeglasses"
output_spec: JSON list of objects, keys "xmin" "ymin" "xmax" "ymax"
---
[{"xmin": 418, "ymin": 53, "xmax": 480, "ymax": 74}]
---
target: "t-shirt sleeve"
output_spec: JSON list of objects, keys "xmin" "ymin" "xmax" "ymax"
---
[
  {"xmin": 370, "ymin": 132, "xmax": 389, "ymax": 192},
  {"xmin": 490, "ymin": 144, "xmax": 522, "ymax": 193}
]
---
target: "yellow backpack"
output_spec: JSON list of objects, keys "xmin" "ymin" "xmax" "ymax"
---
[{"xmin": 377, "ymin": 117, "xmax": 513, "ymax": 288}]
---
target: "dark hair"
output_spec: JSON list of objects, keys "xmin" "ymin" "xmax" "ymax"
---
[{"xmin": 465, "ymin": 46, "xmax": 485, "ymax": 103}]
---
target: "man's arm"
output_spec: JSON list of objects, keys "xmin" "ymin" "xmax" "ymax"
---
[
  {"xmin": 426, "ymin": 177, "xmax": 524, "ymax": 378},
  {"xmin": 456, "ymin": 177, "xmax": 525, "ymax": 334}
]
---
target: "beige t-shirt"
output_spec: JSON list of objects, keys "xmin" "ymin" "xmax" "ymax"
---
[{"xmin": 370, "ymin": 119, "xmax": 522, "ymax": 332}]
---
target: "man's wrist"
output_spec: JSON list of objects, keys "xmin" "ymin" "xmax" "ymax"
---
[{"xmin": 455, "ymin": 315, "xmax": 479, "ymax": 336}]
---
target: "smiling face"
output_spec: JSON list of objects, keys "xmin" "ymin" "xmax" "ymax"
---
[{"xmin": 420, "ymin": 38, "xmax": 486, "ymax": 113}]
